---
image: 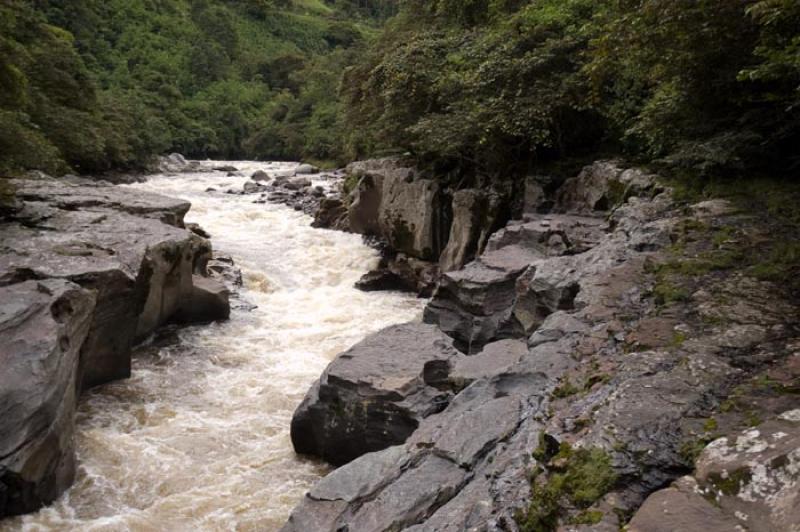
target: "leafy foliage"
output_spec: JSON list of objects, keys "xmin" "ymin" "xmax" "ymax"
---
[
  {"xmin": 343, "ymin": 0, "xmax": 800, "ymax": 179},
  {"xmin": 0, "ymin": 0, "xmax": 395, "ymax": 174}
]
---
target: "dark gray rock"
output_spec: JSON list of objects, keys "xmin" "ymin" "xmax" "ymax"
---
[
  {"xmin": 242, "ymin": 180, "xmax": 266, "ymax": 194},
  {"xmin": 439, "ymin": 188, "xmax": 505, "ymax": 272},
  {"xmin": 186, "ymin": 222, "xmax": 211, "ymax": 239},
  {"xmin": 172, "ymin": 275, "xmax": 230, "ymax": 324},
  {"xmin": 212, "ymin": 165, "xmax": 238, "ymax": 172},
  {"xmin": 346, "ymin": 158, "xmax": 446, "ymax": 262},
  {"xmin": 0, "ymin": 280, "xmax": 95, "ymax": 517},
  {"xmin": 555, "ymin": 160, "xmax": 657, "ymax": 213},
  {"xmin": 0, "ymin": 177, "xmax": 231, "ymax": 518},
  {"xmin": 311, "ymin": 197, "xmax": 349, "ymax": 230},
  {"xmin": 284, "ymin": 177, "xmax": 312, "ymax": 191},
  {"xmin": 251, "ymin": 170, "xmax": 270, "ymax": 182},
  {"xmin": 290, "ymin": 323, "xmax": 461, "ymax": 465},
  {"xmin": 357, "ymin": 254, "xmax": 440, "ymax": 297}
]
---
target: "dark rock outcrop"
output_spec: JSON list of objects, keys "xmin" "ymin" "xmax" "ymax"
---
[
  {"xmin": 286, "ymin": 160, "xmax": 800, "ymax": 531},
  {"xmin": 0, "ymin": 280, "xmax": 95, "ymax": 517},
  {"xmin": 0, "ymin": 176, "xmax": 230, "ymax": 518},
  {"xmin": 439, "ymin": 189, "xmax": 504, "ymax": 273},
  {"xmin": 424, "ymin": 214, "xmax": 606, "ymax": 353},
  {"xmin": 290, "ymin": 323, "xmax": 461, "ymax": 466},
  {"xmin": 347, "ymin": 159, "xmax": 446, "ymax": 262}
]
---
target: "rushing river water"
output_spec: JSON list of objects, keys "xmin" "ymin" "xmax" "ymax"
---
[{"xmin": 4, "ymin": 162, "xmax": 426, "ymax": 532}]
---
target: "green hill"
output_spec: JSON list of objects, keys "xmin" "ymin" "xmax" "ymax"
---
[{"xmin": 0, "ymin": 0, "xmax": 397, "ymax": 174}]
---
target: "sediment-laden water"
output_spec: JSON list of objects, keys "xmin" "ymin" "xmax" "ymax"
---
[{"xmin": 4, "ymin": 162, "xmax": 425, "ymax": 531}]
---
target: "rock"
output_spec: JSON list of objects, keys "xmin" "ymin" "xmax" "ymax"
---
[
  {"xmin": 12, "ymin": 176, "xmax": 191, "ymax": 227},
  {"xmin": 555, "ymin": 160, "xmax": 657, "ymax": 213},
  {"xmin": 205, "ymin": 187, "xmax": 217, "ymax": 193},
  {"xmin": 212, "ymin": 165, "xmax": 238, "ymax": 172},
  {"xmin": 186, "ymin": 223, "xmax": 211, "ymax": 239},
  {"xmin": 347, "ymin": 158, "xmax": 446, "ymax": 261},
  {"xmin": 242, "ymin": 180, "xmax": 265, "ymax": 194},
  {"xmin": 354, "ymin": 269, "xmax": 408, "ymax": 292},
  {"xmin": 629, "ymin": 412, "xmax": 800, "ymax": 532},
  {"xmin": 0, "ymin": 280, "xmax": 95, "ymax": 517},
  {"xmin": 0, "ymin": 177, "xmax": 232, "ymax": 517},
  {"xmin": 283, "ymin": 369, "xmax": 549, "ymax": 532},
  {"xmin": 295, "ymin": 163, "xmax": 320, "ymax": 175},
  {"xmin": 1, "ymin": 178, "xmax": 229, "ymax": 389},
  {"xmin": 285, "ymin": 160, "xmax": 800, "ymax": 531},
  {"xmin": 284, "ymin": 177, "xmax": 312, "ymax": 191},
  {"xmin": 208, "ymin": 255, "xmax": 243, "ymax": 288},
  {"xmin": 157, "ymin": 153, "xmax": 191, "ymax": 173},
  {"xmin": 357, "ymin": 254, "xmax": 440, "ymax": 297},
  {"xmin": 425, "ymin": 214, "xmax": 608, "ymax": 352},
  {"xmin": 172, "ymin": 275, "xmax": 230, "ymax": 324},
  {"xmin": 290, "ymin": 323, "xmax": 462, "ymax": 465},
  {"xmin": 251, "ymin": 170, "xmax": 270, "ymax": 182},
  {"xmin": 523, "ymin": 176, "xmax": 550, "ymax": 214},
  {"xmin": 439, "ymin": 189, "xmax": 505, "ymax": 272}
]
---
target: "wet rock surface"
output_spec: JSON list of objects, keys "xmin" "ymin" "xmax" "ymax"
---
[
  {"xmin": 0, "ymin": 176, "xmax": 231, "ymax": 518},
  {"xmin": 0, "ymin": 280, "xmax": 95, "ymax": 517},
  {"xmin": 290, "ymin": 323, "xmax": 461, "ymax": 466},
  {"xmin": 285, "ymin": 160, "xmax": 800, "ymax": 531}
]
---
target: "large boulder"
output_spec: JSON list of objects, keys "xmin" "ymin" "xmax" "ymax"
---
[
  {"xmin": 555, "ymin": 160, "xmax": 657, "ymax": 213},
  {"xmin": 290, "ymin": 323, "xmax": 462, "ymax": 466},
  {"xmin": 439, "ymin": 189, "xmax": 505, "ymax": 272},
  {"xmin": 311, "ymin": 197, "xmax": 349, "ymax": 230},
  {"xmin": 0, "ymin": 177, "xmax": 231, "ymax": 518},
  {"xmin": 172, "ymin": 275, "xmax": 230, "ymax": 323},
  {"xmin": 1, "ymin": 177, "xmax": 230, "ymax": 390},
  {"xmin": 0, "ymin": 280, "xmax": 95, "ymax": 517},
  {"xmin": 424, "ymin": 215, "xmax": 606, "ymax": 353},
  {"xmin": 347, "ymin": 159, "xmax": 447, "ymax": 261}
]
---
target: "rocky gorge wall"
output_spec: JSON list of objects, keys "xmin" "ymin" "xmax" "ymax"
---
[
  {"xmin": 285, "ymin": 160, "xmax": 800, "ymax": 531},
  {"xmin": 0, "ymin": 176, "xmax": 231, "ymax": 517}
]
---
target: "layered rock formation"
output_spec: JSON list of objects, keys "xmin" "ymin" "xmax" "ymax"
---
[
  {"xmin": 341, "ymin": 158, "xmax": 511, "ymax": 295},
  {"xmin": 0, "ymin": 176, "xmax": 230, "ymax": 517},
  {"xmin": 286, "ymin": 161, "xmax": 800, "ymax": 530}
]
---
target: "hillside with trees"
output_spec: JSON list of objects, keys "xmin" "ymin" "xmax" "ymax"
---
[
  {"xmin": 342, "ymin": 0, "xmax": 799, "ymax": 180},
  {"xmin": 1, "ymin": 0, "xmax": 797, "ymax": 180},
  {"xmin": 0, "ymin": 0, "xmax": 397, "ymax": 174}
]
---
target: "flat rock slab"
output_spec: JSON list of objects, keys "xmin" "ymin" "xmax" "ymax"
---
[{"xmin": 290, "ymin": 322, "xmax": 461, "ymax": 465}]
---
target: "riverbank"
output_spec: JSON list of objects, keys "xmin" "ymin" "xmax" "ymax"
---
[
  {"xmin": 284, "ymin": 159, "xmax": 800, "ymax": 531},
  {"xmin": 0, "ymin": 162, "xmax": 426, "ymax": 529}
]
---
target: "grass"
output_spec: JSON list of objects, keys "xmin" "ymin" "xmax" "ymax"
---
[
  {"xmin": 518, "ymin": 442, "xmax": 617, "ymax": 532},
  {"xmin": 665, "ymin": 175, "xmax": 800, "ymax": 292},
  {"xmin": 552, "ymin": 378, "xmax": 581, "ymax": 398}
]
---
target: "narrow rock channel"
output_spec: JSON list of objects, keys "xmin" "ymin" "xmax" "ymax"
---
[{"xmin": 2, "ymin": 162, "xmax": 426, "ymax": 531}]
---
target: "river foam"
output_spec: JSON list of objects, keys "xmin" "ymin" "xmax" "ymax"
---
[{"xmin": 3, "ymin": 162, "xmax": 425, "ymax": 531}]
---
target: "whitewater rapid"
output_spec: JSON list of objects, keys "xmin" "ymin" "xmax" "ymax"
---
[{"xmin": 3, "ymin": 162, "xmax": 426, "ymax": 531}]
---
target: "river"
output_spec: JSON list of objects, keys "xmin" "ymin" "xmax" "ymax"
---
[{"xmin": 2, "ymin": 162, "xmax": 425, "ymax": 531}]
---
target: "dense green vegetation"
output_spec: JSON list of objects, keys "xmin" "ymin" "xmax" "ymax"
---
[
  {"xmin": 0, "ymin": 0, "xmax": 396, "ymax": 174},
  {"xmin": 1, "ymin": 0, "xmax": 797, "ymax": 179},
  {"xmin": 342, "ymin": 0, "xmax": 799, "ymax": 180}
]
